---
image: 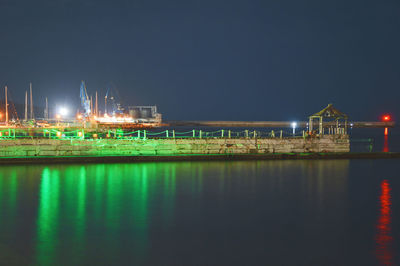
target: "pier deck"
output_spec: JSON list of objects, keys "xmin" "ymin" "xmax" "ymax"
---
[{"xmin": 167, "ymin": 121, "xmax": 395, "ymax": 128}]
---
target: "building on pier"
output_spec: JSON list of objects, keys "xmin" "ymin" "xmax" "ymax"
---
[{"xmin": 309, "ymin": 104, "xmax": 348, "ymax": 135}]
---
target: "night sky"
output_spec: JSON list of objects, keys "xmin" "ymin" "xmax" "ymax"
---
[{"xmin": 0, "ymin": 0, "xmax": 399, "ymax": 121}]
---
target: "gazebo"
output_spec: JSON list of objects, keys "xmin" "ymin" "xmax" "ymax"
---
[{"xmin": 309, "ymin": 104, "xmax": 348, "ymax": 135}]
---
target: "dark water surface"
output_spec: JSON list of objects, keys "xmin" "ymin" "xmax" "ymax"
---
[
  {"xmin": 350, "ymin": 128, "xmax": 400, "ymax": 153},
  {"xmin": 0, "ymin": 159, "xmax": 399, "ymax": 265}
]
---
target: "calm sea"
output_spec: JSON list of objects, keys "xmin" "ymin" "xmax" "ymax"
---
[{"xmin": 0, "ymin": 128, "xmax": 399, "ymax": 265}]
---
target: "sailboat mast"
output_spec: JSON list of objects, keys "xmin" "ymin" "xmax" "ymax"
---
[
  {"xmin": 5, "ymin": 86, "xmax": 8, "ymax": 125},
  {"xmin": 45, "ymin": 97, "xmax": 48, "ymax": 120},
  {"xmin": 105, "ymin": 96, "xmax": 107, "ymax": 115},
  {"xmin": 90, "ymin": 95, "xmax": 93, "ymax": 115},
  {"xmin": 25, "ymin": 91, "xmax": 28, "ymax": 121},
  {"xmin": 95, "ymin": 91, "xmax": 98, "ymax": 116},
  {"xmin": 29, "ymin": 82, "xmax": 33, "ymax": 120}
]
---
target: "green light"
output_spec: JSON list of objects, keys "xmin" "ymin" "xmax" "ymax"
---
[
  {"xmin": 162, "ymin": 163, "xmax": 176, "ymax": 227},
  {"xmin": 131, "ymin": 164, "xmax": 149, "ymax": 261},
  {"xmin": 9, "ymin": 172, "xmax": 17, "ymax": 216},
  {"xmin": 94, "ymin": 164, "xmax": 106, "ymax": 221},
  {"xmin": 77, "ymin": 167, "xmax": 86, "ymax": 242},
  {"xmin": 105, "ymin": 164, "xmax": 123, "ymax": 250},
  {"xmin": 35, "ymin": 168, "xmax": 60, "ymax": 266}
]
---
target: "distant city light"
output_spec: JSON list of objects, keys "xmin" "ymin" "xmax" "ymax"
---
[
  {"xmin": 95, "ymin": 115, "xmax": 136, "ymax": 123},
  {"xmin": 291, "ymin": 122, "xmax": 297, "ymax": 136},
  {"xmin": 59, "ymin": 107, "xmax": 69, "ymax": 116}
]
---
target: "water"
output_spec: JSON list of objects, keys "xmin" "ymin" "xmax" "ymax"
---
[
  {"xmin": 0, "ymin": 159, "xmax": 399, "ymax": 266},
  {"xmin": 349, "ymin": 128, "xmax": 400, "ymax": 152}
]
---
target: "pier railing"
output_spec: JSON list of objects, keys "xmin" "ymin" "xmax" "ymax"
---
[{"xmin": 0, "ymin": 128, "xmax": 346, "ymax": 140}]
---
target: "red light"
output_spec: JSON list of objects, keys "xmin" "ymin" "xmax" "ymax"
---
[
  {"xmin": 375, "ymin": 180, "xmax": 393, "ymax": 265},
  {"xmin": 383, "ymin": 135, "xmax": 389, "ymax": 152},
  {"xmin": 383, "ymin": 115, "xmax": 391, "ymax": 121}
]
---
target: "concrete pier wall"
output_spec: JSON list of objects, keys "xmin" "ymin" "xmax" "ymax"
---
[{"xmin": 0, "ymin": 135, "xmax": 349, "ymax": 157}]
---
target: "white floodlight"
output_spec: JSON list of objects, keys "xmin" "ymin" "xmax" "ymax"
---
[
  {"xmin": 291, "ymin": 122, "xmax": 297, "ymax": 136},
  {"xmin": 59, "ymin": 107, "xmax": 69, "ymax": 117}
]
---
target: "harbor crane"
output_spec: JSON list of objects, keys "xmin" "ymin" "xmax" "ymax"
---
[
  {"xmin": 80, "ymin": 81, "xmax": 91, "ymax": 118},
  {"xmin": 104, "ymin": 87, "xmax": 124, "ymax": 116}
]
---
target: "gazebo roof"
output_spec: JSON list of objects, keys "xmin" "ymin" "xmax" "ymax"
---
[{"xmin": 310, "ymin": 104, "xmax": 348, "ymax": 119}]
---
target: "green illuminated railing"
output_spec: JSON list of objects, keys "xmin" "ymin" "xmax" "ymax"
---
[{"xmin": 0, "ymin": 128, "xmax": 313, "ymax": 140}]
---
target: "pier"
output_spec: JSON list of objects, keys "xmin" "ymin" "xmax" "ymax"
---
[
  {"xmin": 0, "ymin": 103, "xmax": 393, "ymax": 163},
  {"xmin": 0, "ymin": 134, "xmax": 349, "ymax": 159},
  {"xmin": 166, "ymin": 121, "xmax": 395, "ymax": 128},
  {"xmin": 167, "ymin": 104, "xmax": 395, "ymax": 129}
]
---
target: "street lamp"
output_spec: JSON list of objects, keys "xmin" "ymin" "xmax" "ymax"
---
[
  {"xmin": 291, "ymin": 122, "xmax": 297, "ymax": 136},
  {"xmin": 56, "ymin": 107, "xmax": 69, "ymax": 127},
  {"xmin": 59, "ymin": 107, "xmax": 69, "ymax": 117}
]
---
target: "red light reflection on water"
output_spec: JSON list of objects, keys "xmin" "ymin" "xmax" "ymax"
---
[
  {"xmin": 383, "ymin": 136, "xmax": 389, "ymax": 153},
  {"xmin": 375, "ymin": 180, "xmax": 393, "ymax": 265}
]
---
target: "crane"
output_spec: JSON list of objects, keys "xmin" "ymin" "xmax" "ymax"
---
[
  {"xmin": 104, "ymin": 87, "xmax": 124, "ymax": 116},
  {"xmin": 80, "ymin": 81, "xmax": 91, "ymax": 117}
]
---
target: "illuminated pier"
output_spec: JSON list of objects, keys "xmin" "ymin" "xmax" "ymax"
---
[{"xmin": 0, "ymin": 100, "xmax": 394, "ymax": 163}]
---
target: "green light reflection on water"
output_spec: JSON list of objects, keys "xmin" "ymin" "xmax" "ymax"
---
[
  {"xmin": 105, "ymin": 164, "xmax": 123, "ymax": 234},
  {"xmin": 77, "ymin": 166, "xmax": 86, "ymax": 239},
  {"xmin": 35, "ymin": 168, "xmax": 60, "ymax": 266},
  {"xmin": 0, "ymin": 160, "xmax": 355, "ymax": 265},
  {"xmin": 31, "ymin": 162, "xmax": 186, "ymax": 264},
  {"xmin": 74, "ymin": 166, "xmax": 87, "ymax": 262},
  {"xmin": 94, "ymin": 164, "xmax": 105, "ymax": 221},
  {"xmin": 0, "ymin": 170, "xmax": 19, "ymax": 231},
  {"xmin": 58, "ymin": 165, "xmax": 88, "ymax": 264},
  {"xmin": 130, "ymin": 163, "xmax": 149, "ymax": 261},
  {"xmin": 9, "ymin": 172, "xmax": 17, "ymax": 215},
  {"xmin": 162, "ymin": 164, "xmax": 176, "ymax": 228}
]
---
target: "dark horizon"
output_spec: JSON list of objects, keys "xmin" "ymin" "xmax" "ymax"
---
[{"xmin": 1, "ymin": 0, "xmax": 399, "ymax": 122}]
